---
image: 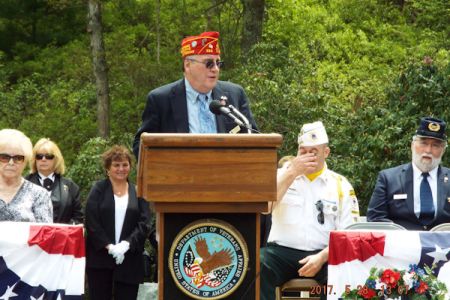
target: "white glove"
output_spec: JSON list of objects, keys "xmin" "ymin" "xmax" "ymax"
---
[
  {"xmin": 109, "ymin": 241, "xmax": 130, "ymax": 265},
  {"xmin": 107, "ymin": 244, "xmax": 123, "ymax": 264},
  {"xmin": 107, "ymin": 244, "xmax": 115, "ymax": 255}
]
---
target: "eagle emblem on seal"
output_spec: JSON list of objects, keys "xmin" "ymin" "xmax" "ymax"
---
[{"xmin": 184, "ymin": 237, "xmax": 234, "ymax": 288}]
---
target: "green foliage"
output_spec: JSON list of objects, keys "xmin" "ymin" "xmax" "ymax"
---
[
  {"xmin": 330, "ymin": 59, "xmax": 449, "ymax": 211},
  {"xmin": 66, "ymin": 133, "xmax": 136, "ymax": 204},
  {"xmin": 66, "ymin": 137, "xmax": 112, "ymax": 204},
  {"xmin": 389, "ymin": 58, "xmax": 450, "ymax": 116},
  {"xmin": 0, "ymin": 0, "xmax": 449, "ymax": 217},
  {"xmin": 0, "ymin": 0, "xmax": 86, "ymax": 58}
]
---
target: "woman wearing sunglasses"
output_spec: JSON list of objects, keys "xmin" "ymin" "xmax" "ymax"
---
[
  {"xmin": 26, "ymin": 138, "xmax": 83, "ymax": 224},
  {"xmin": 0, "ymin": 129, "xmax": 53, "ymax": 222}
]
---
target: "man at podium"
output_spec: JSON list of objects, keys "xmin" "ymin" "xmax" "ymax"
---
[
  {"xmin": 133, "ymin": 31, "xmax": 258, "ymax": 158},
  {"xmin": 260, "ymin": 121, "xmax": 360, "ymax": 300}
]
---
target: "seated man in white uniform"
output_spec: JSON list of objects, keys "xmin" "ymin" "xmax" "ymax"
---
[{"xmin": 260, "ymin": 121, "xmax": 360, "ymax": 300}]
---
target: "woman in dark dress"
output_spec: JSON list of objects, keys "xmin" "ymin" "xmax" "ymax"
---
[{"xmin": 85, "ymin": 145, "xmax": 150, "ymax": 300}]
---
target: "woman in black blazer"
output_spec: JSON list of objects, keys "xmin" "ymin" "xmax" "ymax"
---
[
  {"xmin": 85, "ymin": 145, "xmax": 150, "ymax": 300},
  {"xmin": 26, "ymin": 138, "xmax": 83, "ymax": 224}
]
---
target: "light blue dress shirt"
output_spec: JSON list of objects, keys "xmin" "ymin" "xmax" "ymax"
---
[{"xmin": 185, "ymin": 78, "xmax": 216, "ymax": 133}]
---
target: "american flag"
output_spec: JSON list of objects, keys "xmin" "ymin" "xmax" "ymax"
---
[
  {"xmin": 0, "ymin": 222, "xmax": 85, "ymax": 299},
  {"xmin": 328, "ymin": 230, "xmax": 450, "ymax": 299}
]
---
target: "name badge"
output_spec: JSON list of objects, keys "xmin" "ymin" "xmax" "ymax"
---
[{"xmin": 393, "ymin": 194, "xmax": 407, "ymax": 200}]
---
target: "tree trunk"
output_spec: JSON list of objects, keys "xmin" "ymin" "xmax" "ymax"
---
[
  {"xmin": 240, "ymin": 0, "xmax": 265, "ymax": 56},
  {"xmin": 156, "ymin": 0, "xmax": 161, "ymax": 64},
  {"xmin": 87, "ymin": 0, "xmax": 110, "ymax": 138}
]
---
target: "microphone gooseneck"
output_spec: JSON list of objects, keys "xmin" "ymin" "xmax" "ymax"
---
[
  {"xmin": 228, "ymin": 104, "xmax": 251, "ymax": 134},
  {"xmin": 209, "ymin": 100, "xmax": 245, "ymax": 127}
]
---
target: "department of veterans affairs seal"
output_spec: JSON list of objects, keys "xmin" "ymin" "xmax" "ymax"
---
[{"xmin": 169, "ymin": 219, "xmax": 249, "ymax": 299}]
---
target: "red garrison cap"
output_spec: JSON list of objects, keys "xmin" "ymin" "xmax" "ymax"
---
[{"xmin": 181, "ymin": 31, "xmax": 220, "ymax": 58}]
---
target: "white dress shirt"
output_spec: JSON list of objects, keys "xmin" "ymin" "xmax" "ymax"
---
[
  {"xmin": 38, "ymin": 172, "xmax": 55, "ymax": 186},
  {"xmin": 114, "ymin": 194, "xmax": 129, "ymax": 244}
]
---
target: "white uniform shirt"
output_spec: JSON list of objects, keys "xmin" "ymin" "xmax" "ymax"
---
[{"xmin": 268, "ymin": 167, "xmax": 359, "ymax": 251}]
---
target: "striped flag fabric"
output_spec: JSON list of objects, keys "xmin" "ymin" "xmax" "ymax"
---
[
  {"xmin": 327, "ymin": 230, "xmax": 450, "ymax": 299},
  {"xmin": 0, "ymin": 222, "xmax": 85, "ymax": 299}
]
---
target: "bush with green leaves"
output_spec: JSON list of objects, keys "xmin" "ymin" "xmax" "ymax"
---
[
  {"xmin": 66, "ymin": 133, "xmax": 136, "ymax": 205},
  {"xmin": 331, "ymin": 59, "xmax": 449, "ymax": 212},
  {"xmin": 66, "ymin": 137, "xmax": 112, "ymax": 204},
  {"xmin": 234, "ymin": 39, "xmax": 448, "ymax": 213}
]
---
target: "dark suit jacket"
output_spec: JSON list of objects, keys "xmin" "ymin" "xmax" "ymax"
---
[
  {"xmin": 367, "ymin": 163, "xmax": 450, "ymax": 230},
  {"xmin": 26, "ymin": 173, "xmax": 83, "ymax": 224},
  {"xmin": 133, "ymin": 79, "xmax": 258, "ymax": 157},
  {"xmin": 85, "ymin": 179, "xmax": 150, "ymax": 284}
]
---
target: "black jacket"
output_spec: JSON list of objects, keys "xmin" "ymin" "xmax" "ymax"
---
[
  {"xmin": 133, "ymin": 79, "xmax": 258, "ymax": 157},
  {"xmin": 26, "ymin": 173, "xmax": 83, "ymax": 224},
  {"xmin": 367, "ymin": 163, "xmax": 450, "ymax": 230}
]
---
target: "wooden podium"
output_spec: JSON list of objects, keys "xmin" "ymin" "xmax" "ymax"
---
[{"xmin": 137, "ymin": 133, "xmax": 282, "ymax": 300}]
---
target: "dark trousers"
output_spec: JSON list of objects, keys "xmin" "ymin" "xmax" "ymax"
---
[
  {"xmin": 87, "ymin": 268, "xmax": 139, "ymax": 300},
  {"xmin": 260, "ymin": 243, "xmax": 327, "ymax": 300}
]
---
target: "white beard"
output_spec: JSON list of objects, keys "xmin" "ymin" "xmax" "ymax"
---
[{"xmin": 412, "ymin": 149, "xmax": 442, "ymax": 172}]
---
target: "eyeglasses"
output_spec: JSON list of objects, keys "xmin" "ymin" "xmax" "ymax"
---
[
  {"xmin": 187, "ymin": 58, "xmax": 224, "ymax": 69},
  {"xmin": 36, "ymin": 153, "xmax": 55, "ymax": 160},
  {"xmin": 315, "ymin": 200, "xmax": 324, "ymax": 225},
  {"xmin": 0, "ymin": 153, "xmax": 25, "ymax": 164},
  {"xmin": 416, "ymin": 139, "xmax": 445, "ymax": 150}
]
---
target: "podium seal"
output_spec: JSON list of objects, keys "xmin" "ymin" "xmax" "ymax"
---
[{"xmin": 169, "ymin": 219, "xmax": 249, "ymax": 299}]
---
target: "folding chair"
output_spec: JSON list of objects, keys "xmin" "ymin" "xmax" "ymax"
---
[
  {"xmin": 275, "ymin": 278, "xmax": 321, "ymax": 300},
  {"xmin": 430, "ymin": 223, "xmax": 450, "ymax": 231},
  {"xmin": 345, "ymin": 221, "xmax": 406, "ymax": 231}
]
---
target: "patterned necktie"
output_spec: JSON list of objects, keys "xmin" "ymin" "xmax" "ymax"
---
[
  {"xmin": 43, "ymin": 178, "xmax": 53, "ymax": 191},
  {"xmin": 419, "ymin": 172, "xmax": 435, "ymax": 225},
  {"xmin": 198, "ymin": 94, "xmax": 216, "ymax": 133}
]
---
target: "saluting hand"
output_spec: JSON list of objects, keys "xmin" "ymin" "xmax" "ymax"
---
[{"xmin": 288, "ymin": 152, "xmax": 318, "ymax": 177}]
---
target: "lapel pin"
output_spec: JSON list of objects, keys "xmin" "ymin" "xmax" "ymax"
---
[
  {"xmin": 220, "ymin": 96, "xmax": 228, "ymax": 106},
  {"xmin": 444, "ymin": 176, "xmax": 448, "ymax": 183},
  {"xmin": 447, "ymin": 197, "xmax": 450, "ymax": 203}
]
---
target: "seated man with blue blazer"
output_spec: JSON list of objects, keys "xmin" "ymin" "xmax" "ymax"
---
[{"xmin": 367, "ymin": 117, "xmax": 450, "ymax": 230}]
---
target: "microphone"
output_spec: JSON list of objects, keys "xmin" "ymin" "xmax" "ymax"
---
[
  {"xmin": 228, "ymin": 104, "xmax": 251, "ymax": 134},
  {"xmin": 209, "ymin": 100, "xmax": 245, "ymax": 127},
  {"xmin": 220, "ymin": 96, "xmax": 252, "ymax": 134}
]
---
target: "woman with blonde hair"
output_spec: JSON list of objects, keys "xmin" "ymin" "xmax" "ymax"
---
[
  {"xmin": 26, "ymin": 138, "xmax": 83, "ymax": 224},
  {"xmin": 0, "ymin": 129, "xmax": 52, "ymax": 222}
]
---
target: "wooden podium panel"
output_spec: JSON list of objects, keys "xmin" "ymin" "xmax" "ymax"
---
[
  {"xmin": 137, "ymin": 133, "xmax": 282, "ymax": 300},
  {"xmin": 137, "ymin": 134, "xmax": 281, "ymax": 205}
]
